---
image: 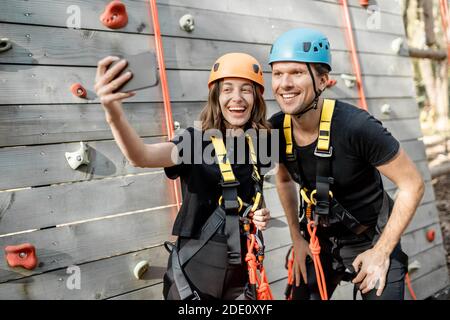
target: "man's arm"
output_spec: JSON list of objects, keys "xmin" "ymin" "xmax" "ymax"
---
[
  {"xmin": 275, "ymin": 163, "xmax": 311, "ymax": 284},
  {"xmin": 352, "ymin": 148, "xmax": 424, "ymax": 295}
]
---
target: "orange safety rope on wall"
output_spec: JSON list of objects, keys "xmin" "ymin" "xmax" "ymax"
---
[
  {"xmin": 340, "ymin": 0, "xmax": 368, "ymax": 110},
  {"xmin": 439, "ymin": 0, "xmax": 450, "ymax": 65},
  {"xmin": 148, "ymin": 0, "xmax": 181, "ymax": 210},
  {"xmin": 405, "ymin": 273, "xmax": 417, "ymax": 300}
]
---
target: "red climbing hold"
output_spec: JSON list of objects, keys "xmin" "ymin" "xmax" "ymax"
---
[
  {"xmin": 359, "ymin": 0, "xmax": 369, "ymax": 7},
  {"xmin": 100, "ymin": 1, "xmax": 129, "ymax": 29},
  {"xmin": 70, "ymin": 83, "xmax": 87, "ymax": 98},
  {"xmin": 326, "ymin": 79, "xmax": 337, "ymax": 88},
  {"xmin": 5, "ymin": 243, "xmax": 38, "ymax": 270},
  {"xmin": 426, "ymin": 229, "xmax": 435, "ymax": 242}
]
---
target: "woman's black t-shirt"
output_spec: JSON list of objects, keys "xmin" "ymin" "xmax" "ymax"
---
[
  {"xmin": 269, "ymin": 100, "xmax": 400, "ymax": 226},
  {"xmin": 164, "ymin": 127, "xmax": 272, "ymax": 237}
]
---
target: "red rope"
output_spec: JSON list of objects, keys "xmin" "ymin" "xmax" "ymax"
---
[
  {"xmin": 148, "ymin": 0, "xmax": 181, "ymax": 210},
  {"xmin": 340, "ymin": 0, "xmax": 368, "ymax": 110},
  {"xmin": 307, "ymin": 221, "xmax": 328, "ymax": 300}
]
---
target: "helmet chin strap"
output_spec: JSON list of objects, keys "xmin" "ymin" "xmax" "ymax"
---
[{"xmin": 293, "ymin": 63, "xmax": 323, "ymax": 118}]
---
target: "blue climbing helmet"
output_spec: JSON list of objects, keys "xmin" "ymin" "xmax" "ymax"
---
[{"xmin": 269, "ymin": 28, "xmax": 332, "ymax": 71}]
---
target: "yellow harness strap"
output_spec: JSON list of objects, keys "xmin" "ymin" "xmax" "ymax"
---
[
  {"xmin": 283, "ymin": 99, "xmax": 336, "ymax": 156},
  {"xmin": 317, "ymin": 99, "xmax": 335, "ymax": 153},
  {"xmin": 210, "ymin": 136, "xmax": 237, "ymax": 184}
]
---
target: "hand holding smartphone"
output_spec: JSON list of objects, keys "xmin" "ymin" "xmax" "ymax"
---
[{"xmin": 109, "ymin": 51, "xmax": 159, "ymax": 93}]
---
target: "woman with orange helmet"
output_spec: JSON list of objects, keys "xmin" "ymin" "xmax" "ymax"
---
[{"xmin": 94, "ymin": 53, "xmax": 273, "ymax": 300}]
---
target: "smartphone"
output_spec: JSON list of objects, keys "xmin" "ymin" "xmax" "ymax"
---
[{"xmin": 110, "ymin": 51, "xmax": 159, "ymax": 92}]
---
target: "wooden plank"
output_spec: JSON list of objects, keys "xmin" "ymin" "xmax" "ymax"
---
[
  {"xmin": 406, "ymin": 266, "xmax": 450, "ymax": 300},
  {"xmin": 364, "ymin": 97, "xmax": 419, "ymax": 121},
  {"xmin": 406, "ymin": 244, "xmax": 448, "ymax": 281},
  {"xmin": 0, "ymin": 137, "xmax": 165, "ymax": 190},
  {"xmin": 402, "ymin": 222, "xmax": 444, "ymax": 258},
  {"xmin": 109, "ymin": 282, "xmax": 163, "ymax": 300},
  {"xmin": 157, "ymin": 0, "xmax": 405, "ymax": 35},
  {"xmin": 0, "ymin": 0, "xmax": 153, "ymax": 34},
  {"xmin": 0, "ymin": 206, "xmax": 177, "ymax": 283},
  {"xmin": 0, "ymin": 1, "xmax": 408, "ymax": 57},
  {"xmin": 0, "ymin": 65, "xmax": 417, "ymax": 105},
  {"xmin": 0, "ymin": 23, "xmax": 414, "ymax": 77},
  {"xmin": 0, "ymin": 0, "xmax": 404, "ymax": 39},
  {"xmin": 0, "ymin": 97, "xmax": 420, "ymax": 147},
  {"xmin": 0, "ymin": 103, "xmax": 168, "ymax": 147},
  {"xmin": 0, "ymin": 172, "xmax": 174, "ymax": 235},
  {"xmin": 0, "ymin": 245, "xmax": 169, "ymax": 300}
]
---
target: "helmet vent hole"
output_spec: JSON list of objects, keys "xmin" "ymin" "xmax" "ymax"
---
[
  {"xmin": 313, "ymin": 46, "xmax": 318, "ymax": 52},
  {"xmin": 325, "ymin": 45, "xmax": 329, "ymax": 50},
  {"xmin": 213, "ymin": 63, "xmax": 219, "ymax": 72},
  {"xmin": 303, "ymin": 42, "xmax": 311, "ymax": 52},
  {"xmin": 319, "ymin": 42, "xmax": 323, "ymax": 48},
  {"xmin": 252, "ymin": 64, "xmax": 260, "ymax": 74}
]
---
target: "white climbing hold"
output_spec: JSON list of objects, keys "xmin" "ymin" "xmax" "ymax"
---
[
  {"xmin": 133, "ymin": 260, "xmax": 149, "ymax": 279},
  {"xmin": 179, "ymin": 14, "xmax": 194, "ymax": 32},
  {"xmin": 340, "ymin": 74, "xmax": 357, "ymax": 88},
  {"xmin": 408, "ymin": 260, "xmax": 421, "ymax": 273},
  {"xmin": 381, "ymin": 104, "xmax": 391, "ymax": 115},
  {"xmin": 65, "ymin": 141, "xmax": 90, "ymax": 170},
  {"xmin": 391, "ymin": 37, "xmax": 405, "ymax": 54}
]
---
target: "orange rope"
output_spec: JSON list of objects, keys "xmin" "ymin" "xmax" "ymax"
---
[
  {"xmin": 148, "ymin": 0, "xmax": 181, "ymax": 210},
  {"xmin": 405, "ymin": 273, "xmax": 417, "ymax": 300},
  {"xmin": 307, "ymin": 220, "xmax": 328, "ymax": 300},
  {"xmin": 340, "ymin": 0, "xmax": 368, "ymax": 110},
  {"xmin": 286, "ymin": 248, "xmax": 295, "ymax": 300},
  {"xmin": 245, "ymin": 234, "xmax": 273, "ymax": 300}
]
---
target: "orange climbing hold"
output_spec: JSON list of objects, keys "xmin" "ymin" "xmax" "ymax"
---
[
  {"xmin": 5, "ymin": 243, "xmax": 38, "ymax": 270},
  {"xmin": 70, "ymin": 83, "xmax": 87, "ymax": 98},
  {"xmin": 100, "ymin": 1, "xmax": 128, "ymax": 29}
]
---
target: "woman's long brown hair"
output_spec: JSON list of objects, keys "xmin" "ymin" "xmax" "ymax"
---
[{"xmin": 199, "ymin": 81, "xmax": 271, "ymax": 133}]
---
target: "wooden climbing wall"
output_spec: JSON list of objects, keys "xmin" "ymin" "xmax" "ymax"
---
[{"xmin": 0, "ymin": 0, "xmax": 448, "ymax": 300}]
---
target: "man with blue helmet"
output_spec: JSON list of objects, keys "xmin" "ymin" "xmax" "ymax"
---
[{"xmin": 268, "ymin": 28, "xmax": 424, "ymax": 300}]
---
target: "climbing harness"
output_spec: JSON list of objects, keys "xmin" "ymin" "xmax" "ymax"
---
[
  {"xmin": 283, "ymin": 98, "xmax": 414, "ymax": 300},
  {"xmin": 164, "ymin": 134, "xmax": 272, "ymax": 300}
]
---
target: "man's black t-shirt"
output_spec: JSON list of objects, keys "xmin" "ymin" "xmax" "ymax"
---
[
  {"xmin": 269, "ymin": 100, "xmax": 400, "ymax": 226},
  {"xmin": 164, "ymin": 127, "xmax": 272, "ymax": 238}
]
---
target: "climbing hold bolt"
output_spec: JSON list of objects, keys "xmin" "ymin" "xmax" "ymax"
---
[
  {"xmin": 100, "ymin": 1, "xmax": 128, "ymax": 29},
  {"xmin": 65, "ymin": 141, "xmax": 90, "ymax": 170},
  {"xmin": 5, "ymin": 243, "xmax": 38, "ymax": 270},
  {"xmin": 70, "ymin": 83, "xmax": 87, "ymax": 99},
  {"xmin": 0, "ymin": 38, "xmax": 12, "ymax": 53},
  {"xmin": 133, "ymin": 260, "xmax": 149, "ymax": 279},
  {"xmin": 179, "ymin": 14, "xmax": 195, "ymax": 32}
]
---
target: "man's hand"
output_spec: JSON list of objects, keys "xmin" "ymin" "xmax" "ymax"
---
[
  {"xmin": 251, "ymin": 208, "xmax": 271, "ymax": 231},
  {"xmin": 292, "ymin": 236, "xmax": 312, "ymax": 286},
  {"xmin": 352, "ymin": 248, "xmax": 390, "ymax": 296}
]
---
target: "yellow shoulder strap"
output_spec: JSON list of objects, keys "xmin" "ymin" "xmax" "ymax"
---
[
  {"xmin": 210, "ymin": 136, "xmax": 236, "ymax": 183},
  {"xmin": 316, "ymin": 99, "xmax": 335, "ymax": 153},
  {"xmin": 246, "ymin": 134, "xmax": 261, "ymax": 182},
  {"xmin": 283, "ymin": 114, "xmax": 294, "ymax": 157}
]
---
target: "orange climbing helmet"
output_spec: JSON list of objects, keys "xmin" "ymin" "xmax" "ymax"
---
[{"xmin": 208, "ymin": 53, "xmax": 265, "ymax": 93}]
